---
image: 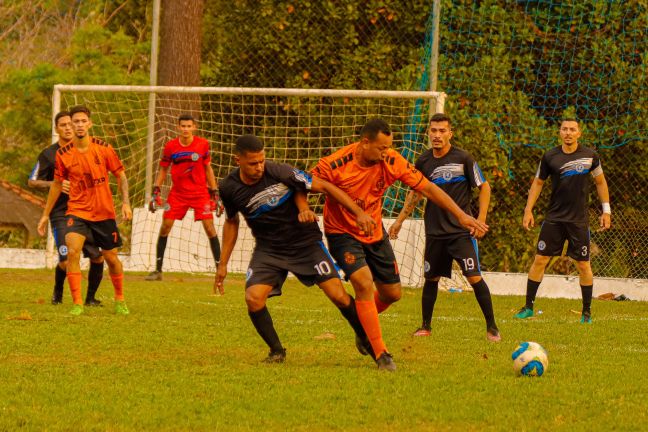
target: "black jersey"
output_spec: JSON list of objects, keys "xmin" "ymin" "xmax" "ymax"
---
[
  {"xmin": 536, "ymin": 145, "xmax": 602, "ymax": 223},
  {"xmin": 29, "ymin": 142, "xmax": 68, "ymax": 218},
  {"xmin": 415, "ymin": 146, "xmax": 486, "ymax": 237},
  {"xmin": 219, "ymin": 161, "xmax": 322, "ymax": 250}
]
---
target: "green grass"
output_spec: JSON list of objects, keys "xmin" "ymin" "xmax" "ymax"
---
[{"xmin": 1, "ymin": 268, "xmax": 647, "ymax": 431}]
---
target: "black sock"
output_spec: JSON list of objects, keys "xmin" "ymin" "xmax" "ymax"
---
[
  {"xmin": 471, "ymin": 279, "xmax": 497, "ymax": 329},
  {"xmin": 85, "ymin": 261, "xmax": 104, "ymax": 302},
  {"xmin": 525, "ymin": 279, "xmax": 541, "ymax": 310},
  {"xmin": 337, "ymin": 297, "xmax": 367, "ymax": 340},
  {"xmin": 208, "ymin": 235, "xmax": 221, "ymax": 265},
  {"xmin": 248, "ymin": 307, "xmax": 283, "ymax": 352},
  {"xmin": 156, "ymin": 236, "xmax": 168, "ymax": 272},
  {"xmin": 421, "ymin": 279, "xmax": 439, "ymax": 329},
  {"xmin": 53, "ymin": 265, "xmax": 66, "ymax": 299},
  {"xmin": 581, "ymin": 284, "xmax": 593, "ymax": 314}
]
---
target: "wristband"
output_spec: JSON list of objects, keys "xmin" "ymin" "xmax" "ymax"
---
[{"xmin": 601, "ymin": 202, "xmax": 611, "ymax": 214}]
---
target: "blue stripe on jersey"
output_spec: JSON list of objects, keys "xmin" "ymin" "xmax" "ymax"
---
[
  {"xmin": 318, "ymin": 241, "xmax": 341, "ymax": 275},
  {"xmin": 171, "ymin": 151, "xmax": 197, "ymax": 161},
  {"xmin": 561, "ymin": 169, "xmax": 590, "ymax": 178},
  {"xmin": 432, "ymin": 175, "xmax": 467, "ymax": 185},
  {"xmin": 29, "ymin": 162, "xmax": 39, "ymax": 181},
  {"xmin": 470, "ymin": 237, "xmax": 482, "ymax": 273},
  {"xmin": 248, "ymin": 189, "xmax": 294, "ymax": 219}
]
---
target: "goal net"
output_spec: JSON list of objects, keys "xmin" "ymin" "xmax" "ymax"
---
[{"xmin": 52, "ymin": 85, "xmax": 470, "ymax": 290}]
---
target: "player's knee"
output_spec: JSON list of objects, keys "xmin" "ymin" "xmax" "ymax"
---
[
  {"xmin": 466, "ymin": 275, "xmax": 482, "ymax": 284},
  {"xmin": 66, "ymin": 248, "xmax": 82, "ymax": 261},
  {"xmin": 533, "ymin": 255, "xmax": 551, "ymax": 267},
  {"xmin": 245, "ymin": 291, "xmax": 266, "ymax": 311},
  {"xmin": 382, "ymin": 288, "xmax": 401, "ymax": 304}
]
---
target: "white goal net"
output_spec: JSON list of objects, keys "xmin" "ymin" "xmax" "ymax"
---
[{"xmin": 52, "ymin": 85, "xmax": 469, "ymax": 290}]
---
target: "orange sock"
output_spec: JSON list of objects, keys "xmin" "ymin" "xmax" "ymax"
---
[
  {"xmin": 374, "ymin": 290, "xmax": 391, "ymax": 313},
  {"xmin": 110, "ymin": 273, "xmax": 124, "ymax": 301},
  {"xmin": 67, "ymin": 272, "xmax": 83, "ymax": 305},
  {"xmin": 355, "ymin": 299, "xmax": 387, "ymax": 357}
]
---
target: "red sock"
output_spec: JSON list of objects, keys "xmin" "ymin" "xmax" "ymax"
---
[
  {"xmin": 67, "ymin": 272, "xmax": 83, "ymax": 305},
  {"xmin": 355, "ymin": 299, "xmax": 387, "ymax": 357},
  {"xmin": 374, "ymin": 290, "xmax": 391, "ymax": 313},
  {"xmin": 110, "ymin": 273, "xmax": 124, "ymax": 301}
]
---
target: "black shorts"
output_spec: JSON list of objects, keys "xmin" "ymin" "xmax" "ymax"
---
[
  {"xmin": 537, "ymin": 220, "xmax": 590, "ymax": 261},
  {"xmin": 64, "ymin": 215, "xmax": 123, "ymax": 251},
  {"xmin": 424, "ymin": 234, "xmax": 481, "ymax": 278},
  {"xmin": 326, "ymin": 229, "xmax": 400, "ymax": 284},
  {"xmin": 50, "ymin": 216, "xmax": 102, "ymax": 262},
  {"xmin": 246, "ymin": 241, "xmax": 340, "ymax": 297}
]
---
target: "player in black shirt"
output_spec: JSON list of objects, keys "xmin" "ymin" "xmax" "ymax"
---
[
  {"xmin": 515, "ymin": 119, "xmax": 611, "ymax": 323},
  {"xmin": 214, "ymin": 135, "xmax": 389, "ymax": 367},
  {"xmin": 389, "ymin": 113, "xmax": 500, "ymax": 341},
  {"xmin": 28, "ymin": 111, "xmax": 104, "ymax": 305}
]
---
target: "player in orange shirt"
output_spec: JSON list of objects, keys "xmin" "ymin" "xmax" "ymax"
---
[
  {"xmin": 311, "ymin": 118, "xmax": 488, "ymax": 370},
  {"xmin": 37, "ymin": 105, "xmax": 132, "ymax": 316}
]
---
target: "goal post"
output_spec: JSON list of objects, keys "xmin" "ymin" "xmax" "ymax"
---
[{"xmin": 51, "ymin": 84, "xmax": 462, "ymax": 288}]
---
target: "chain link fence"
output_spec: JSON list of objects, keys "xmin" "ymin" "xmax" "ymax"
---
[{"xmin": 204, "ymin": 0, "xmax": 646, "ymax": 279}]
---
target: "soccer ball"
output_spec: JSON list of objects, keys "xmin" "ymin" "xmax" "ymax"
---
[{"xmin": 512, "ymin": 341, "xmax": 549, "ymax": 377}]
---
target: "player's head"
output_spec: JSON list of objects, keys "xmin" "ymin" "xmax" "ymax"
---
[
  {"xmin": 69, "ymin": 105, "xmax": 92, "ymax": 139},
  {"xmin": 178, "ymin": 114, "xmax": 197, "ymax": 139},
  {"xmin": 234, "ymin": 134, "xmax": 265, "ymax": 184},
  {"xmin": 359, "ymin": 118, "xmax": 393, "ymax": 164},
  {"xmin": 428, "ymin": 112, "xmax": 453, "ymax": 150},
  {"xmin": 559, "ymin": 118, "xmax": 581, "ymax": 146},
  {"xmin": 54, "ymin": 111, "xmax": 74, "ymax": 142}
]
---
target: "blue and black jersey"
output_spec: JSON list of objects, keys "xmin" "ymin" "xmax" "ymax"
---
[
  {"xmin": 536, "ymin": 145, "xmax": 603, "ymax": 224},
  {"xmin": 219, "ymin": 161, "xmax": 321, "ymax": 250},
  {"xmin": 415, "ymin": 146, "xmax": 486, "ymax": 237},
  {"xmin": 29, "ymin": 142, "xmax": 68, "ymax": 218}
]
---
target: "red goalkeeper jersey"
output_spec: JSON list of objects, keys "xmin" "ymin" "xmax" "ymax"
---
[
  {"xmin": 160, "ymin": 136, "xmax": 211, "ymax": 196},
  {"xmin": 312, "ymin": 142, "xmax": 428, "ymax": 243}
]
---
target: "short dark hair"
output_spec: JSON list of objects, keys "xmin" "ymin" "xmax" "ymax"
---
[
  {"xmin": 54, "ymin": 111, "xmax": 71, "ymax": 126},
  {"xmin": 429, "ymin": 112, "xmax": 452, "ymax": 127},
  {"xmin": 69, "ymin": 105, "xmax": 91, "ymax": 117},
  {"xmin": 235, "ymin": 134, "xmax": 264, "ymax": 155},
  {"xmin": 561, "ymin": 117, "xmax": 579, "ymax": 125},
  {"xmin": 360, "ymin": 118, "xmax": 391, "ymax": 140},
  {"xmin": 178, "ymin": 114, "xmax": 195, "ymax": 123}
]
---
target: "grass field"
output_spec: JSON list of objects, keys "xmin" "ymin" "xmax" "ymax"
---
[{"xmin": 1, "ymin": 268, "xmax": 647, "ymax": 431}]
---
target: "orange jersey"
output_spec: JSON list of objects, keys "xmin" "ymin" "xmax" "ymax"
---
[
  {"xmin": 313, "ymin": 142, "xmax": 428, "ymax": 243},
  {"xmin": 54, "ymin": 137, "xmax": 125, "ymax": 221}
]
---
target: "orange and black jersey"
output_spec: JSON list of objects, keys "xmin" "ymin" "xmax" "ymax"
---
[
  {"xmin": 312, "ymin": 142, "xmax": 428, "ymax": 243},
  {"xmin": 54, "ymin": 137, "xmax": 125, "ymax": 221}
]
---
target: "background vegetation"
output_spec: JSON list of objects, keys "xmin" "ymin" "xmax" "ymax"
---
[{"xmin": 0, "ymin": 0, "xmax": 645, "ymax": 277}]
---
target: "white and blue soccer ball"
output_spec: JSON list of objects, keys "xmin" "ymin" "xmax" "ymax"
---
[{"xmin": 512, "ymin": 341, "xmax": 549, "ymax": 377}]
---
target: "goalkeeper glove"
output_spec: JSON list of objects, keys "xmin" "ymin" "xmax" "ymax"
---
[
  {"xmin": 209, "ymin": 188, "xmax": 224, "ymax": 217},
  {"xmin": 149, "ymin": 186, "xmax": 164, "ymax": 213}
]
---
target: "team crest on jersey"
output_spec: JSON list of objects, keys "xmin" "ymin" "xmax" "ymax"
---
[
  {"xmin": 344, "ymin": 251, "xmax": 356, "ymax": 265},
  {"xmin": 67, "ymin": 218, "xmax": 74, "ymax": 227},
  {"xmin": 191, "ymin": 153, "xmax": 200, "ymax": 162},
  {"xmin": 59, "ymin": 245, "xmax": 68, "ymax": 256},
  {"xmin": 246, "ymin": 268, "xmax": 253, "ymax": 281},
  {"xmin": 538, "ymin": 240, "xmax": 546, "ymax": 251},
  {"xmin": 575, "ymin": 163, "xmax": 585, "ymax": 173},
  {"xmin": 94, "ymin": 155, "xmax": 101, "ymax": 165},
  {"xmin": 375, "ymin": 177, "xmax": 385, "ymax": 191}
]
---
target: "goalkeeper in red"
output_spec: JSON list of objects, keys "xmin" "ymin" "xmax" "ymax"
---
[{"xmin": 145, "ymin": 114, "xmax": 223, "ymax": 291}]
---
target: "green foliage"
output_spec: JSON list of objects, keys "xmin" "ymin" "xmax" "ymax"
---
[{"xmin": 2, "ymin": 269, "xmax": 648, "ymax": 430}]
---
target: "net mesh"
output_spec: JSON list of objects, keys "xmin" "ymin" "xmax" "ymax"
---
[{"xmin": 56, "ymin": 88, "xmax": 444, "ymax": 285}]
